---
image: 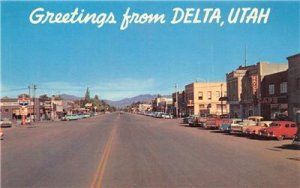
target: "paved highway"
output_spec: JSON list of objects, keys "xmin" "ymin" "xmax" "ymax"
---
[{"xmin": 1, "ymin": 112, "xmax": 300, "ymax": 187}]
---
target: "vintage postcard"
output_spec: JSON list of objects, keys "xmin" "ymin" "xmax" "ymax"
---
[{"xmin": 1, "ymin": 1, "xmax": 299, "ymax": 187}]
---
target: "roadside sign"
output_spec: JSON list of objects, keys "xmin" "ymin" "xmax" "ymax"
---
[
  {"xmin": 19, "ymin": 107, "xmax": 28, "ymax": 116},
  {"xmin": 18, "ymin": 99, "xmax": 30, "ymax": 106}
]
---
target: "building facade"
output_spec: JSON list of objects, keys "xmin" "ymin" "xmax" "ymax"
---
[
  {"xmin": 226, "ymin": 67, "xmax": 249, "ymax": 118},
  {"xmin": 185, "ymin": 82, "xmax": 228, "ymax": 115},
  {"xmin": 260, "ymin": 71, "xmax": 288, "ymax": 120},
  {"xmin": 152, "ymin": 96, "xmax": 173, "ymax": 113},
  {"xmin": 287, "ymin": 53, "xmax": 300, "ymax": 121},
  {"xmin": 240, "ymin": 62, "xmax": 288, "ymax": 118},
  {"xmin": 172, "ymin": 91, "xmax": 186, "ymax": 117},
  {"xmin": 0, "ymin": 97, "xmax": 40, "ymax": 122}
]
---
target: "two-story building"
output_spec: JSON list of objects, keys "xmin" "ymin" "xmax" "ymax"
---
[{"xmin": 185, "ymin": 82, "xmax": 228, "ymax": 115}]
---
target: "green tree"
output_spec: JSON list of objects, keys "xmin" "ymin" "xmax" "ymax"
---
[{"xmin": 84, "ymin": 87, "xmax": 91, "ymax": 103}]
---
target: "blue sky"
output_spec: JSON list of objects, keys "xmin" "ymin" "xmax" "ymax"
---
[{"xmin": 1, "ymin": 1, "xmax": 299, "ymax": 100}]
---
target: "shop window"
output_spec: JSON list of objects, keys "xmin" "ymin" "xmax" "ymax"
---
[
  {"xmin": 280, "ymin": 82, "xmax": 287, "ymax": 93},
  {"xmin": 268, "ymin": 84, "xmax": 275, "ymax": 95}
]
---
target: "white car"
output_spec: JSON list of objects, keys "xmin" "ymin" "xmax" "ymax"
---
[{"xmin": 0, "ymin": 118, "xmax": 12, "ymax": 128}]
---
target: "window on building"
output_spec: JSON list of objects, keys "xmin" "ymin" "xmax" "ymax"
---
[
  {"xmin": 207, "ymin": 91, "xmax": 212, "ymax": 100},
  {"xmin": 216, "ymin": 91, "xmax": 220, "ymax": 98},
  {"xmin": 4, "ymin": 109, "xmax": 9, "ymax": 112},
  {"xmin": 198, "ymin": 92, "xmax": 203, "ymax": 100},
  {"xmin": 280, "ymin": 82, "xmax": 287, "ymax": 93},
  {"xmin": 268, "ymin": 84, "xmax": 275, "ymax": 95},
  {"xmin": 199, "ymin": 104, "xmax": 205, "ymax": 109}
]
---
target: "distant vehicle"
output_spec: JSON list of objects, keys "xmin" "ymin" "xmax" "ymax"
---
[
  {"xmin": 183, "ymin": 115, "xmax": 192, "ymax": 124},
  {"xmin": 219, "ymin": 119, "xmax": 243, "ymax": 133},
  {"xmin": 162, "ymin": 113, "xmax": 173, "ymax": 119},
  {"xmin": 0, "ymin": 128, "xmax": 3, "ymax": 140},
  {"xmin": 154, "ymin": 112, "xmax": 163, "ymax": 118},
  {"xmin": 292, "ymin": 111, "xmax": 300, "ymax": 145},
  {"xmin": 82, "ymin": 114, "xmax": 91, "ymax": 118},
  {"xmin": 190, "ymin": 114, "xmax": 211, "ymax": 127},
  {"xmin": 245, "ymin": 121, "xmax": 273, "ymax": 136},
  {"xmin": 62, "ymin": 114, "xmax": 81, "ymax": 121},
  {"xmin": 0, "ymin": 118, "xmax": 12, "ymax": 128},
  {"xmin": 231, "ymin": 116, "xmax": 263, "ymax": 134},
  {"xmin": 204, "ymin": 115, "xmax": 230, "ymax": 129},
  {"xmin": 259, "ymin": 121, "xmax": 297, "ymax": 140}
]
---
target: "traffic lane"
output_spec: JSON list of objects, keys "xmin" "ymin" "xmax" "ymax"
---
[
  {"xmin": 1, "ymin": 113, "xmax": 118, "ymax": 188},
  {"xmin": 103, "ymin": 113, "xmax": 300, "ymax": 188}
]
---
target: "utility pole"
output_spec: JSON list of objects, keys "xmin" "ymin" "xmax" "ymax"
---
[
  {"xmin": 175, "ymin": 83, "xmax": 179, "ymax": 118},
  {"xmin": 33, "ymin": 84, "xmax": 37, "ymax": 122},
  {"xmin": 28, "ymin": 85, "xmax": 31, "ymax": 98},
  {"xmin": 221, "ymin": 83, "xmax": 223, "ymax": 115}
]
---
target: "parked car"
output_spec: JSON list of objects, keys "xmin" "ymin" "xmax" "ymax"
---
[
  {"xmin": 231, "ymin": 120, "xmax": 257, "ymax": 134},
  {"xmin": 292, "ymin": 111, "xmax": 300, "ymax": 145},
  {"xmin": 231, "ymin": 116, "xmax": 263, "ymax": 134},
  {"xmin": 219, "ymin": 119, "xmax": 243, "ymax": 133},
  {"xmin": 154, "ymin": 112, "xmax": 163, "ymax": 118},
  {"xmin": 183, "ymin": 115, "xmax": 193, "ymax": 124},
  {"xmin": 204, "ymin": 115, "xmax": 230, "ymax": 129},
  {"xmin": 62, "ymin": 114, "xmax": 81, "ymax": 121},
  {"xmin": 259, "ymin": 121, "xmax": 297, "ymax": 140},
  {"xmin": 0, "ymin": 118, "xmax": 12, "ymax": 128},
  {"xmin": 191, "ymin": 114, "xmax": 214, "ymax": 127},
  {"xmin": 162, "ymin": 113, "xmax": 173, "ymax": 119},
  {"xmin": 244, "ymin": 121, "xmax": 273, "ymax": 136},
  {"xmin": 0, "ymin": 128, "xmax": 3, "ymax": 140}
]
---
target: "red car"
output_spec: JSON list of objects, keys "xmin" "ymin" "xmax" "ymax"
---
[
  {"xmin": 259, "ymin": 121, "xmax": 297, "ymax": 140},
  {"xmin": 204, "ymin": 117, "xmax": 229, "ymax": 129}
]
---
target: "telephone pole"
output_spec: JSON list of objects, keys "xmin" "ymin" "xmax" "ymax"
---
[
  {"xmin": 175, "ymin": 83, "xmax": 179, "ymax": 118},
  {"xmin": 33, "ymin": 85, "xmax": 37, "ymax": 122},
  {"xmin": 221, "ymin": 83, "xmax": 224, "ymax": 115}
]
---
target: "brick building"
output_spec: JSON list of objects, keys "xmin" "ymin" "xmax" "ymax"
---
[
  {"xmin": 260, "ymin": 71, "xmax": 288, "ymax": 120},
  {"xmin": 287, "ymin": 53, "xmax": 300, "ymax": 121}
]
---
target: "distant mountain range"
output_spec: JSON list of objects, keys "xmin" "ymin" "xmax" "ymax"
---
[
  {"xmin": 59, "ymin": 94, "xmax": 164, "ymax": 108},
  {"xmin": 59, "ymin": 94, "xmax": 82, "ymax": 101},
  {"xmin": 104, "ymin": 94, "xmax": 157, "ymax": 108}
]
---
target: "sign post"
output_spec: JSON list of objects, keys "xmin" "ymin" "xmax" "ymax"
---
[{"xmin": 18, "ymin": 95, "xmax": 29, "ymax": 125}]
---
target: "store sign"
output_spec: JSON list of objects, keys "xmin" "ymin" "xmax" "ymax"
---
[
  {"xmin": 260, "ymin": 97, "xmax": 278, "ymax": 104},
  {"xmin": 251, "ymin": 75, "xmax": 258, "ymax": 95},
  {"xmin": 19, "ymin": 107, "xmax": 28, "ymax": 116},
  {"xmin": 18, "ymin": 98, "xmax": 30, "ymax": 106}
]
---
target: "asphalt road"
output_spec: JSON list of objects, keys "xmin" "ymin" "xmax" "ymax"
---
[{"xmin": 1, "ymin": 112, "xmax": 300, "ymax": 188}]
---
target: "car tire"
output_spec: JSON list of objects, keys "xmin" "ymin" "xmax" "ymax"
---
[{"xmin": 277, "ymin": 135, "xmax": 284, "ymax": 141}]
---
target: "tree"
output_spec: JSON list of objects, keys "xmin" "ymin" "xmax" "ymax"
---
[
  {"xmin": 84, "ymin": 87, "xmax": 91, "ymax": 103},
  {"xmin": 92, "ymin": 95, "xmax": 101, "ymax": 111}
]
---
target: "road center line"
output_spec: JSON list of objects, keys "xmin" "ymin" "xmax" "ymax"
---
[{"xmin": 90, "ymin": 123, "xmax": 117, "ymax": 188}]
